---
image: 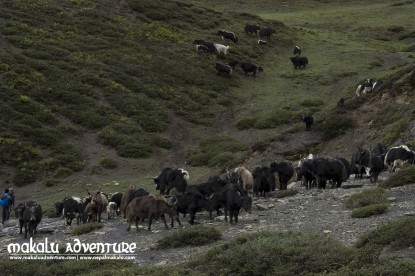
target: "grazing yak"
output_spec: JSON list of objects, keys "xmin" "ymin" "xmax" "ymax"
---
[
  {"xmin": 223, "ymin": 183, "xmax": 252, "ymax": 224},
  {"xmin": 244, "ymin": 24, "xmax": 260, "ymax": 35},
  {"xmin": 204, "ymin": 193, "xmax": 224, "ymax": 220},
  {"xmin": 109, "ymin": 192, "xmax": 123, "ymax": 216},
  {"xmin": 392, "ymin": 159, "xmax": 408, "ymax": 172},
  {"xmin": 233, "ymin": 166, "xmax": 254, "ymax": 195},
  {"xmin": 259, "ymin": 28, "xmax": 276, "ymax": 39},
  {"xmin": 296, "ymin": 159, "xmax": 316, "ymax": 189},
  {"xmin": 15, "ymin": 201, "xmax": 34, "ymax": 237},
  {"xmin": 192, "ymin": 39, "xmax": 216, "ymax": 53},
  {"xmin": 120, "ymin": 185, "xmax": 150, "ymax": 218},
  {"xmin": 217, "ymin": 30, "xmax": 238, "ymax": 43},
  {"xmin": 228, "ymin": 60, "xmax": 239, "ymax": 69},
  {"xmin": 215, "ymin": 63, "xmax": 232, "ymax": 76},
  {"xmin": 372, "ymin": 80, "xmax": 383, "ymax": 93},
  {"xmin": 299, "ymin": 157, "xmax": 347, "ymax": 189},
  {"xmin": 214, "ymin": 43, "xmax": 230, "ymax": 55},
  {"xmin": 62, "ymin": 197, "xmax": 85, "ymax": 226},
  {"xmin": 384, "ymin": 145, "xmax": 415, "ymax": 169},
  {"xmin": 290, "ymin": 56, "xmax": 308, "ymax": 69},
  {"xmin": 258, "ymin": 40, "xmax": 267, "ymax": 46},
  {"xmin": 152, "ymin": 167, "xmax": 189, "ymax": 195},
  {"xmin": 294, "ymin": 46, "xmax": 301, "ymax": 56},
  {"xmin": 351, "ymin": 146, "xmax": 370, "ymax": 179},
  {"xmin": 240, "ymin": 62, "xmax": 263, "ymax": 77},
  {"xmin": 252, "ymin": 166, "xmax": 276, "ymax": 197},
  {"xmin": 84, "ymin": 202, "xmax": 99, "ymax": 223},
  {"xmin": 336, "ymin": 157, "xmax": 351, "ymax": 181},
  {"xmin": 16, "ymin": 201, "xmax": 42, "ymax": 239},
  {"xmin": 188, "ymin": 177, "xmax": 227, "ymax": 197},
  {"xmin": 303, "ymin": 114, "xmax": 314, "ymax": 131},
  {"xmin": 107, "ymin": 202, "xmax": 117, "ymax": 220},
  {"xmin": 195, "ymin": 44, "xmax": 210, "ymax": 53},
  {"xmin": 368, "ymin": 152, "xmax": 384, "ymax": 183},
  {"xmin": 270, "ymin": 161, "xmax": 295, "ymax": 190},
  {"xmin": 337, "ymin": 97, "xmax": 346, "ymax": 108},
  {"xmin": 176, "ymin": 189, "xmax": 205, "ymax": 225},
  {"xmin": 355, "ymin": 79, "xmax": 382, "ymax": 97},
  {"xmin": 87, "ymin": 190, "xmax": 108, "ymax": 223},
  {"xmin": 126, "ymin": 195, "xmax": 180, "ymax": 232}
]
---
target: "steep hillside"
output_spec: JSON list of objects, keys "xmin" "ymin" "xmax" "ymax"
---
[
  {"xmin": 0, "ymin": 0, "xmax": 290, "ymax": 192},
  {"xmin": 0, "ymin": 0, "xmax": 414, "ymax": 203}
]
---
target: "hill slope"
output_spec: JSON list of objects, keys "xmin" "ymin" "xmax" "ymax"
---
[{"xmin": 0, "ymin": 0, "xmax": 414, "ymax": 203}]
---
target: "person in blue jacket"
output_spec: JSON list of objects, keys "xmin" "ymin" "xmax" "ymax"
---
[{"xmin": 0, "ymin": 188, "xmax": 12, "ymax": 224}]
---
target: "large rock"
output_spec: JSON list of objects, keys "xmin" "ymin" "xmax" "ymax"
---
[{"xmin": 256, "ymin": 203, "xmax": 275, "ymax": 211}]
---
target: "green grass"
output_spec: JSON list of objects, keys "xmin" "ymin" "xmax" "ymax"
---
[
  {"xmin": 383, "ymin": 117, "xmax": 413, "ymax": 145},
  {"xmin": 0, "ymin": 0, "xmax": 414, "ymax": 187},
  {"xmin": 275, "ymin": 188, "xmax": 298, "ymax": 198},
  {"xmin": 351, "ymin": 203, "xmax": 389, "ymax": 218},
  {"xmin": 185, "ymin": 231, "xmax": 355, "ymax": 275},
  {"xmin": 345, "ymin": 188, "xmax": 389, "ymax": 218},
  {"xmin": 72, "ymin": 222, "xmax": 103, "ymax": 236},
  {"xmin": 186, "ymin": 135, "xmax": 249, "ymax": 170},
  {"xmin": 345, "ymin": 188, "xmax": 388, "ymax": 209},
  {"xmin": 380, "ymin": 165, "xmax": 415, "ymax": 189},
  {"xmin": 156, "ymin": 225, "xmax": 222, "ymax": 249},
  {"xmin": 2, "ymin": 220, "xmax": 415, "ymax": 274}
]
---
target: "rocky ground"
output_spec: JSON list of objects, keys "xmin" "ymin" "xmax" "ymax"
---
[{"xmin": 1, "ymin": 172, "xmax": 415, "ymax": 266}]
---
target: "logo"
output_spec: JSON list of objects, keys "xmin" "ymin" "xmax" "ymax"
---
[{"xmin": 8, "ymin": 238, "xmax": 137, "ymax": 261}]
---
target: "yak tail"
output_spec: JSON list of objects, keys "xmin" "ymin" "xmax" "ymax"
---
[{"xmin": 355, "ymin": 85, "xmax": 362, "ymax": 97}]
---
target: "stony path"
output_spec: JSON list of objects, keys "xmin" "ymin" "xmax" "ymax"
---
[{"xmin": 1, "ymin": 173, "xmax": 415, "ymax": 266}]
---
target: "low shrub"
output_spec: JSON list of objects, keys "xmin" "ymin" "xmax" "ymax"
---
[
  {"xmin": 299, "ymin": 99, "xmax": 324, "ymax": 107},
  {"xmin": 355, "ymin": 216, "xmax": 415, "ymax": 247},
  {"xmin": 186, "ymin": 135, "xmax": 249, "ymax": 168},
  {"xmin": 186, "ymin": 231, "xmax": 355, "ymax": 275},
  {"xmin": 345, "ymin": 188, "xmax": 388, "ymax": 209},
  {"xmin": 383, "ymin": 117, "xmax": 412, "ymax": 145},
  {"xmin": 344, "ymin": 96, "xmax": 366, "ymax": 110},
  {"xmin": 44, "ymin": 207, "xmax": 61, "ymax": 218},
  {"xmin": 151, "ymin": 134, "xmax": 172, "ymax": 149},
  {"xmin": 275, "ymin": 189, "xmax": 298, "ymax": 198},
  {"xmin": 251, "ymin": 142, "xmax": 269, "ymax": 153},
  {"xmin": 387, "ymin": 25, "xmax": 404, "ymax": 33},
  {"xmin": 351, "ymin": 203, "xmax": 388, "ymax": 218},
  {"xmin": 44, "ymin": 177, "xmax": 58, "ymax": 187},
  {"xmin": 321, "ymin": 112, "xmax": 355, "ymax": 140},
  {"xmin": 236, "ymin": 118, "xmax": 256, "ymax": 130},
  {"xmin": 156, "ymin": 225, "xmax": 222, "ymax": 249},
  {"xmin": 99, "ymin": 157, "xmax": 118, "ymax": 169},
  {"xmin": 73, "ymin": 222, "xmax": 103, "ymax": 236},
  {"xmin": 379, "ymin": 165, "xmax": 415, "ymax": 188},
  {"xmin": 13, "ymin": 163, "xmax": 39, "ymax": 186},
  {"xmin": 0, "ymin": 138, "xmax": 42, "ymax": 166}
]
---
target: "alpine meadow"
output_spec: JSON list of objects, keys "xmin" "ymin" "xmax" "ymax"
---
[{"xmin": 1, "ymin": 0, "xmax": 415, "ymax": 275}]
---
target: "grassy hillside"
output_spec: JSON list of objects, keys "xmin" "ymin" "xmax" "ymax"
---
[
  {"xmin": 0, "ymin": 0, "xmax": 289, "ymax": 189},
  {"xmin": 0, "ymin": 0, "xmax": 414, "ymax": 196}
]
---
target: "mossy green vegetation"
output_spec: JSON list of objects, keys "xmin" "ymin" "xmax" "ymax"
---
[
  {"xmin": 345, "ymin": 188, "xmax": 389, "ymax": 218},
  {"xmin": 156, "ymin": 225, "xmax": 222, "ymax": 249},
  {"xmin": 351, "ymin": 203, "xmax": 389, "ymax": 218},
  {"xmin": 345, "ymin": 188, "xmax": 388, "ymax": 209},
  {"xmin": 186, "ymin": 135, "xmax": 249, "ymax": 169},
  {"xmin": 1, "ymin": 0, "xmax": 282, "ymax": 185},
  {"xmin": 72, "ymin": 222, "xmax": 103, "ymax": 236},
  {"xmin": 185, "ymin": 231, "xmax": 355, "ymax": 275},
  {"xmin": 380, "ymin": 165, "xmax": 415, "ymax": 189},
  {"xmin": 2, "ymin": 220, "xmax": 415, "ymax": 275}
]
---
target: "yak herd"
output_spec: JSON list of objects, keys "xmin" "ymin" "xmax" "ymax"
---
[
  {"xmin": 12, "ymin": 143, "xmax": 414, "ymax": 238},
  {"xmin": 193, "ymin": 23, "xmax": 308, "ymax": 79},
  {"xmin": 6, "ymin": 25, "xmax": 410, "ymax": 239}
]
